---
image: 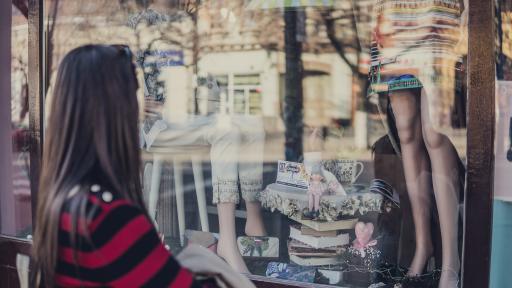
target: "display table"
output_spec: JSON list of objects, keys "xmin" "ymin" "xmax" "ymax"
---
[{"xmin": 259, "ymin": 183, "xmax": 384, "ymax": 221}]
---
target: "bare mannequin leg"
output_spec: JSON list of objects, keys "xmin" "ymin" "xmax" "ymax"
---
[
  {"xmin": 238, "ymin": 116, "xmax": 267, "ymax": 237},
  {"xmin": 308, "ymin": 194, "xmax": 315, "ymax": 211},
  {"xmin": 216, "ymin": 202, "xmax": 250, "ymax": 273},
  {"xmin": 245, "ymin": 201, "xmax": 267, "ymax": 236},
  {"xmin": 421, "ymin": 96, "xmax": 460, "ymax": 288},
  {"xmin": 210, "ymin": 125, "xmax": 249, "ymax": 273},
  {"xmin": 389, "ymin": 90, "xmax": 434, "ymax": 276}
]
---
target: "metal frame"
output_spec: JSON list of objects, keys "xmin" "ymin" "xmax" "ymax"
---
[{"xmin": 0, "ymin": 0, "xmax": 498, "ymax": 287}]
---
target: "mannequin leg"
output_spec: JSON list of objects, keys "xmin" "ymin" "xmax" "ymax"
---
[
  {"xmin": 216, "ymin": 202, "xmax": 249, "ymax": 273},
  {"xmin": 245, "ymin": 201, "xmax": 267, "ymax": 236},
  {"xmin": 308, "ymin": 194, "xmax": 314, "ymax": 211},
  {"xmin": 237, "ymin": 115, "xmax": 267, "ymax": 237},
  {"xmin": 314, "ymin": 194, "xmax": 321, "ymax": 211},
  {"xmin": 421, "ymin": 97, "xmax": 461, "ymax": 288},
  {"xmin": 209, "ymin": 124, "xmax": 248, "ymax": 272},
  {"xmin": 389, "ymin": 90, "xmax": 434, "ymax": 276}
]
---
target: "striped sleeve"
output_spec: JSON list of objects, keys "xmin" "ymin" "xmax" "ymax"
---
[{"xmin": 57, "ymin": 198, "xmax": 200, "ymax": 288}]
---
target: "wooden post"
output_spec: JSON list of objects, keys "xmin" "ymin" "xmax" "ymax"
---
[
  {"xmin": 28, "ymin": 0, "xmax": 43, "ymax": 227},
  {"xmin": 462, "ymin": 0, "xmax": 496, "ymax": 287}
]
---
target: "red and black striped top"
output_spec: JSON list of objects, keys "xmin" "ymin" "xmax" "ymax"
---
[{"xmin": 56, "ymin": 185, "xmax": 201, "ymax": 287}]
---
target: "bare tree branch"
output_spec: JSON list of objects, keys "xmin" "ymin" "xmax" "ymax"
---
[
  {"xmin": 321, "ymin": 8, "xmax": 365, "ymax": 78},
  {"xmin": 322, "ymin": 11, "xmax": 357, "ymax": 73}
]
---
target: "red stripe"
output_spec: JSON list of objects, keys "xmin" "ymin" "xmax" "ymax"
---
[
  {"xmin": 59, "ymin": 199, "xmax": 132, "ymax": 234},
  {"xmin": 169, "ymin": 268, "xmax": 194, "ymax": 288},
  {"xmin": 55, "ymin": 274, "xmax": 103, "ymax": 287},
  {"xmin": 107, "ymin": 245, "xmax": 171, "ymax": 287},
  {"xmin": 59, "ymin": 215, "xmax": 153, "ymax": 268}
]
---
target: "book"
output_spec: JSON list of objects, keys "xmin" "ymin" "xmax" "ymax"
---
[
  {"xmin": 301, "ymin": 226, "xmax": 338, "ymax": 237},
  {"xmin": 291, "ymin": 216, "xmax": 359, "ymax": 232},
  {"xmin": 289, "ymin": 225, "xmax": 349, "ymax": 249},
  {"xmin": 289, "ymin": 254, "xmax": 342, "ymax": 266},
  {"xmin": 288, "ymin": 240, "xmax": 342, "ymax": 257}
]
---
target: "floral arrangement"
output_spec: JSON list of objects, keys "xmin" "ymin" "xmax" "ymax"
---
[{"xmin": 259, "ymin": 185, "xmax": 383, "ymax": 221}]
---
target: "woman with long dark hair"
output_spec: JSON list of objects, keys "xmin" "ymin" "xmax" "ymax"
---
[{"xmin": 32, "ymin": 44, "xmax": 214, "ymax": 287}]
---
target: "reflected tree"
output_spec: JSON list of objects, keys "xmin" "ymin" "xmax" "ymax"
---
[
  {"xmin": 320, "ymin": 0, "xmax": 373, "ymax": 113},
  {"xmin": 283, "ymin": 9, "xmax": 304, "ymax": 162},
  {"xmin": 124, "ymin": 0, "xmax": 201, "ymax": 113}
]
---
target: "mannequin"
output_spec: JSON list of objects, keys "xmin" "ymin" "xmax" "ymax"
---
[
  {"xmin": 146, "ymin": 114, "xmax": 268, "ymax": 273},
  {"xmin": 371, "ymin": 1, "xmax": 465, "ymax": 287},
  {"xmin": 142, "ymin": 74, "xmax": 267, "ymax": 273},
  {"xmin": 388, "ymin": 89, "xmax": 461, "ymax": 287},
  {"xmin": 212, "ymin": 115, "xmax": 267, "ymax": 273}
]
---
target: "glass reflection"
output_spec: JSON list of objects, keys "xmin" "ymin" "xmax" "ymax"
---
[{"xmin": 43, "ymin": 0, "xmax": 468, "ymax": 286}]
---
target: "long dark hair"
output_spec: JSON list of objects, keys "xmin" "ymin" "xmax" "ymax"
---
[{"xmin": 33, "ymin": 44, "xmax": 146, "ymax": 286}]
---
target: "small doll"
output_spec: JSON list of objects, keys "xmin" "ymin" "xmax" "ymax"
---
[
  {"xmin": 306, "ymin": 173, "xmax": 328, "ymax": 218},
  {"xmin": 303, "ymin": 151, "xmax": 347, "ymax": 219}
]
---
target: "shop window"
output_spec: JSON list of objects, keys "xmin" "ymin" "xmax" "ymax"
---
[{"xmin": 42, "ymin": 0, "xmax": 468, "ymax": 286}]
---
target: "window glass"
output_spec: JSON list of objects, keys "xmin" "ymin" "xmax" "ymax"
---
[
  {"xmin": 44, "ymin": 0, "xmax": 468, "ymax": 286},
  {"xmin": 491, "ymin": 1, "xmax": 512, "ymax": 287},
  {"xmin": 0, "ymin": 5, "xmax": 32, "ymax": 238}
]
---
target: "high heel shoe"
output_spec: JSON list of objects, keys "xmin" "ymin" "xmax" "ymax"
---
[
  {"xmin": 396, "ymin": 258, "xmax": 438, "ymax": 288},
  {"xmin": 398, "ymin": 271, "xmax": 439, "ymax": 288}
]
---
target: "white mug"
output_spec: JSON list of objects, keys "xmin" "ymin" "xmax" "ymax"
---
[{"xmin": 324, "ymin": 159, "xmax": 364, "ymax": 184}]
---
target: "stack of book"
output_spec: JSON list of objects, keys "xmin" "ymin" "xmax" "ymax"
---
[{"xmin": 287, "ymin": 217, "xmax": 358, "ymax": 267}]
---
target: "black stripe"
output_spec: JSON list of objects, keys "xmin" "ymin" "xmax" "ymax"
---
[
  {"xmin": 59, "ymin": 230, "xmax": 95, "ymax": 252},
  {"xmin": 57, "ymin": 229, "xmax": 162, "ymax": 282},
  {"xmin": 190, "ymin": 280, "xmax": 203, "ymax": 288},
  {"xmin": 59, "ymin": 204, "xmax": 141, "ymax": 251},
  {"xmin": 89, "ymin": 205, "xmax": 141, "ymax": 246},
  {"xmin": 141, "ymin": 257, "xmax": 182, "ymax": 288}
]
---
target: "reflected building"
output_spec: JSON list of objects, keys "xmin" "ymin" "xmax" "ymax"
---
[{"xmin": 39, "ymin": 0, "xmax": 378, "ymax": 135}]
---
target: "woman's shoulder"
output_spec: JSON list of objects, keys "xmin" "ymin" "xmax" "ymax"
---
[
  {"xmin": 64, "ymin": 184, "xmax": 139, "ymax": 209},
  {"xmin": 86, "ymin": 184, "xmax": 138, "ymax": 213},
  {"xmin": 61, "ymin": 184, "xmax": 147, "ymax": 234}
]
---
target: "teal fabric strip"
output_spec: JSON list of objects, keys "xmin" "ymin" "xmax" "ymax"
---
[{"xmin": 490, "ymin": 200, "xmax": 512, "ymax": 288}]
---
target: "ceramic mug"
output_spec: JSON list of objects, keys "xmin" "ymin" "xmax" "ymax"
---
[{"xmin": 323, "ymin": 159, "xmax": 364, "ymax": 184}]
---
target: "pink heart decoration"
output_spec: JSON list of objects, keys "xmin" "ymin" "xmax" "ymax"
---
[{"xmin": 354, "ymin": 222, "xmax": 374, "ymax": 248}]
